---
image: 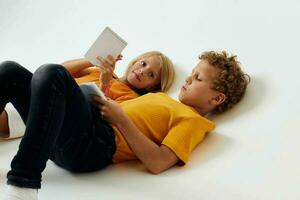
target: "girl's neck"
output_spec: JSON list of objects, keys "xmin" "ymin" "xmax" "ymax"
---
[
  {"xmin": 119, "ymin": 76, "xmax": 148, "ymax": 95},
  {"xmin": 119, "ymin": 76, "xmax": 135, "ymax": 90},
  {"xmin": 119, "ymin": 76, "xmax": 127, "ymax": 84}
]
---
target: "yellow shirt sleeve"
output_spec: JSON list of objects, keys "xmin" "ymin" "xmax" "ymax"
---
[
  {"xmin": 162, "ymin": 117, "xmax": 215, "ymax": 165},
  {"xmin": 74, "ymin": 67, "xmax": 100, "ymax": 85}
]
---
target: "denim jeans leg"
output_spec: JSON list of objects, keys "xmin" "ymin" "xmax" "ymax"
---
[
  {"xmin": 6, "ymin": 64, "xmax": 100, "ymax": 189},
  {"xmin": 52, "ymin": 105, "xmax": 116, "ymax": 173},
  {"xmin": 0, "ymin": 61, "xmax": 32, "ymax": 123}
]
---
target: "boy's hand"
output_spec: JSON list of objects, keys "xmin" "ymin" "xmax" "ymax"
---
[{"xmin": 91, "ymin": 95, "xmax": 126, "ymax": 125}]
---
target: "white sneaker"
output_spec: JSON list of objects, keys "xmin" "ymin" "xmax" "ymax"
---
[{"xmin": 2, "ymin": 185, "xmax": 38, "ymax": 200}]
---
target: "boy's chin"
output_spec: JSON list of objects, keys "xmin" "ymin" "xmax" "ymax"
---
[{"xmin": 178, "ymin": 92, "xmax": 185, "ymax": 102}]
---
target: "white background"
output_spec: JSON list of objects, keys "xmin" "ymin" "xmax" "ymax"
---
[{"xmin": 0, "ymin": 0, "xmax": 299, "ymax": 199}]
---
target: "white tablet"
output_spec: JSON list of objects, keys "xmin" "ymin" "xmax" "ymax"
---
[
  {"xmin": 79, "ymin": 82, "xmax": 106, "ymax": 99},
  {"xmin": 84, "ymin": 26, "xmax": 127, "ymax": 66}
]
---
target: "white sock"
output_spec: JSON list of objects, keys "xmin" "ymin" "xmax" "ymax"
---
[{"xmin": 2, "ymin": 185, "xmax": 38, "ymax": 200}]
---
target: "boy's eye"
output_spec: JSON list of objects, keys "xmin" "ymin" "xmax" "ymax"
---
[{"xmin": 193, "ymin": 74, "xmax": 202, "ymax": 81}]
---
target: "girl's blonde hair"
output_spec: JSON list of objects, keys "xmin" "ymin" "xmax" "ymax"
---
[{"xmin": 124, "ymin": 51, "xmax": 175, "ymax": 93}]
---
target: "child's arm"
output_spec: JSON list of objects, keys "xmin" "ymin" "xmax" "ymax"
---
[
  {"xmin": 116, "ymin": 114, "xmax": 179, "ymax": 174},
  {"xmin": 61, "ymin": 58, "xmax": 93, "ymax": 78},
  {"xmin": 96, "ymin": 55, "xmax": 119, "ymax": 91},
  {"xmin": 92, "ymin": 95, "xmax": 179, "ymax": 174},
  {"xmin": 0, "ymin": 110, "xmax": 9, "ymax": 137}
]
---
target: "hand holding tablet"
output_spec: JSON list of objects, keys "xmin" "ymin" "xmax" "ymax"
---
[
  {"xmin": 80, "ymin": 27, "xmax": 127, "ymax": 101},
  {"xmin": 84, "ymin": 26, "xmax": 127, "ymax": 66}
]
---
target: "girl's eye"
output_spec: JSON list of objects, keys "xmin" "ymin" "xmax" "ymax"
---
[
  {"xmin": 149, "ymin": 73, "xmax": 155, "ymax": 78},
  {"xmin": 140, "ymin": 61, "xmax": 146, "ymax": 66}
]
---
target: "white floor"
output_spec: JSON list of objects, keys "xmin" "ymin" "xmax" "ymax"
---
[{"xmin": 1, "ymin": 0, "xmax": 300, "ymax": 199}]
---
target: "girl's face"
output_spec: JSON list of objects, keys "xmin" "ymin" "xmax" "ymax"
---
[{"xmin": 126, "ymin": 55, "xmax": 162, "ymax": 90}]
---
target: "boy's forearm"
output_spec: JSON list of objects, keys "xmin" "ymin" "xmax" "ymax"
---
[
  {"xmin": 61, "ymin": 58, "xmax": 93, "ymax": 75},
  {"xmin": 116, "ymin": 116, "xmax": 165, "ymax": 174}
]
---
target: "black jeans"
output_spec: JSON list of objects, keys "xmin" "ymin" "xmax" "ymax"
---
[{"xmin": 0, "ymin": 61, "xmax": 116, "ymax": 189}]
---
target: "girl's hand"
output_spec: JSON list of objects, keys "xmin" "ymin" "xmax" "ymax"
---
[
  {"xmin": 96, "ymin": 54, "xmax": 122, "ymax": 89},
  {"xmin": 96, "ymin": 54, "xmax": 123, "ymax": 72},
  {"xmin": 97, "ymin": 55, "xmax": 115, "ymax": 86},
  {"xmin": 116, "ymin": 54, "xmax": 123, "ymax": 61},
  {"xmin": 91, "ymin": 95, "xmax": 127, "ymax": 125}
]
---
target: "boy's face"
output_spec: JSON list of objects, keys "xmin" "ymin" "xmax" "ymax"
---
[{"xmin": 178, "ymin": 60, "xmax": 225, "ymax": 114}]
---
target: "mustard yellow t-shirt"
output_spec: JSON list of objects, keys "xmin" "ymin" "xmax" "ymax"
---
[
  {"xmin": 74, "ymin": 67, "xmax": 101, "ymax": 86},
  {"xmin": 74, "ymin": 67, "xmax": 139, "ymax": 102},
  {"xmin": 112, "ymin": 92, "xmax": 216, "ymax": 165}
]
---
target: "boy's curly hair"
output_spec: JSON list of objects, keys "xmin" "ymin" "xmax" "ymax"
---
[{"xmin": 199, "ymin": 51, "xmax": 251, "ymax": 114}]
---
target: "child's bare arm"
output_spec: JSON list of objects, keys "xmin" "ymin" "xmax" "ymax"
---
[
  {"xmin": 116, "ymin": 116, "xmax": 179, "ymax": 174},
  {"xmin": 96, "ymin": 56, "xmax": 115, "ymax": 91},
  {"xmin": 61, "ymin": 58, "xmax": 93, "ymax": 78},
  {"xmin": 95, "ymin": 55, "xmax": 119, "ymax": 91},
  {"xmin": 0, "ymin": 110, "xmax": 9, "ymax": 138}
]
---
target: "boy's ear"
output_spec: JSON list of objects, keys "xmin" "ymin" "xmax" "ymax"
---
[{"xmin": 211, "ymin": 93, "xmax": 226, "ymax": 105}]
